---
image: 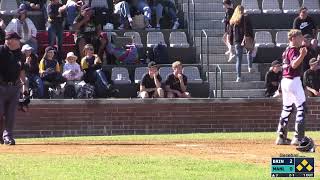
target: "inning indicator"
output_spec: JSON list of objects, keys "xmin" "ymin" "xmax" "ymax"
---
[{"xmin": 271, "ymin": 157, "xmax": 314, "ymax": 177}]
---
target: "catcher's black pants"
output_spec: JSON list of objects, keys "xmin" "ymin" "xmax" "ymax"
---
[{"xmin": 0, "ymin": 85, "xmax": 20, "ymax": 138}]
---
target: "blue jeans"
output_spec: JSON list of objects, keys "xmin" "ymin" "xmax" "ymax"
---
[
  {"xmin": 154, "ymin": 2, "xmax": 178, "ymax": 22},
  {"xmin": 235, "ymin": 43, "xmax": 253, "ymax": 78},
  {"xmin": 94, "ymin": 69, "xmax": 112, "ymax": 97},
  {"xmin": 66, "ymin": 5, "xmax": 78, "ymax": 27},
  {"xmin": 28, "ymin": 74, "xmax": 44, "ymax": 98},
  {"xmin": 136, "ymin": 1, "xmax": 151, "ymax": 20},
  {"xmin": 48, "ymin": 24, "xmax": 63, "ymax": 53}
]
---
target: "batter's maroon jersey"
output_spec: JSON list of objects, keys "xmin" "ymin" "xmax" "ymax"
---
[{"xmin": 282, "ymin": 47, "xmax": 302, "ymax": 79}]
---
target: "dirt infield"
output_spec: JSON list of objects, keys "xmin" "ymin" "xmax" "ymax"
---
[{"xmin": 0, "ymin": 139, "xmax": 317, "ymax": 168}]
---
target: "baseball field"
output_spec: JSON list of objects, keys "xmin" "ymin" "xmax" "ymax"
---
[{"xmin": 0, "ymin": 132, "xmax": 318, "ymax": 179}]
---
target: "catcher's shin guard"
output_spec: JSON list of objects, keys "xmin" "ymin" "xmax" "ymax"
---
[
  {"xmin": 294, "ymin": 102, "xmax": 306, "ymax": 140},
  {"xmin": 277, "ymin": 104, "xmax": 293, "ymax": 138}
]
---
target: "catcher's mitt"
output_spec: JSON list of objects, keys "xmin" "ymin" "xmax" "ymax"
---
[{"xmin": 296, "ymin": 136, "xmax": 316, "ymax": 153}]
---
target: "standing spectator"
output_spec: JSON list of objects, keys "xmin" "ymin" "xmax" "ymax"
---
[
  {"xmin": 47, "ymin": 0, "xmax": 66, "ymax": 61},
  {"xmin": 113, "ymin": 0, "xmax": 133, "ymax": 29},
  {"xmin": 139, "ymin": 61, "xmax": 164, "ymax": 98},
  {"xmin": 222, "ymin": 0, "xmax": 235, "ymax": 62},
  {"xmin": 293, "ymin": 7, "xmax": 317, "ymax": 47},
  {"xmin": 229, "ymin": 5, "xmax": 254, "ymax": 82},
  {"xmin": 265, "ymin": 60, "xmax": 282, "ymax": 97},
  {"xmin": 65, "ymin": 0, "xmax": 83, "ymax": 30},
  {"xmin": 165, "ymin": 61, "xmax": 191, "ymax": 98},
  {"xmin": 5, "ymin": 7, "xmax": 38, "ymax": 53},
  {"xmin": 303, "ymin": 58, "xmax": 320, "ymax": 97},
  {"xmin": 21, "ymin": 44, "xmax": 44, "ymax": 98},
  {"xmin": 80, "ymin": 44, "xmax": 112, "ymax": 97},
  {"xmin": 73, "ymin": 4, "xmax": 107, "ymax": 59},
  {"xmin": 151, "ymin": 0, "xmax": 179, "ymax": 29},
  {"xmin": 62, "ymin": 52, "xmax": 83, "ymax": 81},
  {"xmin": 20, "ymin": 0, "xmax": 46, "ymax": 11},
  {"xmin": 301, "ymin": 34, "xmax": 318, "ymax": 72},
  {"xmin": 39, "ymin": 46, "xmax": 66, "ymax": 85}
]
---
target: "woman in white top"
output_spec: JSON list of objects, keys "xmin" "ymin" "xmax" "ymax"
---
[
  {"xmin": 5, "ymin": 7, "xmax": 38, "ymax": 53},
  {"xmin": 63, "ymin": 52, "xmax": 83, "ymax": 81}
]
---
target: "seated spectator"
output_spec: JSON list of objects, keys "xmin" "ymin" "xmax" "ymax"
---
[
  {"xmin": 65, "ymin": 0, "xmax": 83, "ymax": 30},
  {"xmin": 80, "ymin": 44, "xmax": 113, "ymax": 97},
  {"xmin": 302, "ymin": 34, "xmax": 318, "ymax": 72},
  {"xmin": 293, "ymin": 7, "xmax": 318, "ymax": 47},
  {"xmin": 5, "ymin": 7, "xmax": 38, "ymax": 53},
  {"xmin": 20, "ymin": 0, "xmax": 46, "ymax": 11},
  {"xmin": 265, "ymin": 60, "xmax": 282, "ymax": 97},
  {"xmin": 150, "ymin": 0, "xmax": 179, "ymax": 29},
  {"xmin": 47, "ymin": 0, "xmax": 67, "ymax": 62},
  {"xmin": 303, "ymin": 58, "xmax": 320, "ymax": 97},
  {"xmin": 113, "ymin": 0, "xmax": 133, "ymax": 29},
  {"xmin": 73, "ymin": 4, "xmax": 107, "ymax": 59},
  {"xmin": 62, "ymin": 52, "xmax": 83, "ymax": 81},
  {"xmin": 22, "ymin": 44, "xmax": 44, "ymax": 98},
  {"xmin": 139, "ymin": 61, "xmax": 164, "ymax": 98},
  {"xmin": 165, "ymin": 61, "xmax": 191, "ymax": 98},
  {"xmin": 128, "ymin": 0, "xmax": 152, "ymax": 29},
  {"xmin": 39, "ymin": 46, "xmax": 66, "ymax": 85}
]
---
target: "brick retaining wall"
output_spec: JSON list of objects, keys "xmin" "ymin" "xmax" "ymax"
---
[{"xmin": 14, "ymin": 99, "xmax": 320, "ymax": 137}]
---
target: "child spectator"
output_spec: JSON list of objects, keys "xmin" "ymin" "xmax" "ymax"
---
[
  {"xmin": 303, "ymin": 58, "xmax": 320, "ymax": 97},
  {"xmin": 63, "ymin": 52, "xmax": 83, "ymax": 81},
  {"xmin": 5, "ymin": 7, "xmax": 38, "ymax": 53},
  {"xmin": 81, "ymin": 44, "xmax": 113, "ymax": 97},
  {"xmin": 22, "ymin": 44, "xmax": 44, "ymax": 98},
  {"xmin": 39, "ymin": 46, "xmax": 66, "ymax": 85},
  {"xmin": 139, "ymin": 61, "xmax": 164, "ymax": 98},
  {"xmin": 222, "ymin": 0, "xmax": 235, "ymax": 62},
  {"xmin": 165, "ymin": 61, "xmax": 191, "ymax": 98},
  {"xmin": 47, "ymin": 0, "xmax": 66, "ymax": 61},
  {"xmin": 73, "ymin": 4, "xmax": 107, "ymax": 59},
  {"xmin": 265, "ymin": 60, "xmax": 282, "ymax": 97}
]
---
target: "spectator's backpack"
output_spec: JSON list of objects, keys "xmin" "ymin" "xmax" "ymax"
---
[
  {"xmin": 153, "ymin": 43, "xmax": 169, "ymax": 64},
  {"xmin": 64, "ymin": 84, "xmax": 76, "ymax": 98},
  {"xmin": 77, "ymin": 83, "xmax": 95, "ymax": 99},
  {"xmin": 106, "ymin": 43, "xmax": 139, "ymax": 64}
]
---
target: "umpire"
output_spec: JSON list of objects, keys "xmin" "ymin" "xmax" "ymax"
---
[{"xmin": 0, "ymin": 32, "xmax": 25, "ymax": 145}]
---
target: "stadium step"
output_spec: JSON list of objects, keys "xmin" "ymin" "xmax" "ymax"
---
[
  {"xmin": 200, "ymin": 54, "xmax": 250, "ymax": 64},
  {"xmin": 210, "ymin": 81, "xmax": 266, "ymax": 90},
  {"xmin": 208, "ymin": 72, "xmax": 262, "ymax": 81},
  {"xmin": 202, "ymin": 64, "xmax": 259, "ymax": 72},
  {"xmin": 195, "ymin": 37, "xmax": 225, "ymax": 46},
  {"xmin": 213, "ymin": 89, "xmax": 266, "ymax": 98},
  {"xmin": 192, "ymin": 29, "xmax": 225, "ymax": 37},
  {"xmin": 185, "ymin": 12, "xmax": 225, "ymax": 20},
  {"xmin": 189, "ymin": 20, "xmax": 224, "ymax": 30},
  {"xmin": 178, "ymin": 0, "xmax": 222, "ymax": 4},
  {"xmin": 196, "ymin": 46, "xmax": 227, "ymax": 54},
  {"xmin": 182, "ymin": 3, "xmax": 224, "ymax": 13}
]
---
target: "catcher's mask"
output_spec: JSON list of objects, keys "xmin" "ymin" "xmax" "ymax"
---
[{"xmin": 296, "ymin": 136, "xmax": 316, "ymax": 153}]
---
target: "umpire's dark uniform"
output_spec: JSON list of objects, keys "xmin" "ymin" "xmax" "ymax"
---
[{"xmin": 0, "ymin": 32, "xmax": 24, "ymax": 145}]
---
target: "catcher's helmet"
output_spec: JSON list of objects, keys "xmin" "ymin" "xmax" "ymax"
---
[{"xmin": 296, "ymin": 136, "xmax": 316, "ymax": 152}]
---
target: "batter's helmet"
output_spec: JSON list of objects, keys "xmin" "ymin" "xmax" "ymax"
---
[{"xmin": 296, "ymin": 136, "xmax": 316, "ymax": 152}]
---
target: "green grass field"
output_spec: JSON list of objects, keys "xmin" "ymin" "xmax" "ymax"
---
[{"xmin": 0, "ymin": 132, "xmax": 319, "ymax": 180}]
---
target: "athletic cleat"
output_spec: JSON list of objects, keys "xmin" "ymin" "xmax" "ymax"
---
[
  {"xmin": 290, "ymin": 137, "xmax": 301, "ymax": 146},
  {"xmin": 275, "ymin": 137, "xmax": 291, "ymax": 145}
]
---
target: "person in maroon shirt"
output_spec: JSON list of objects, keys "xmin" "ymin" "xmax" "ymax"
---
[{"xmin": 276, "ymin": 29, "xmax": 308, "ymax": 146}]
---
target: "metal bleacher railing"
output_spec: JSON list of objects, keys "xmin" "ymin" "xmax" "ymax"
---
[
  {"xmin": 200, "ymin": 29, "xmax": 223, "ymax": 98},
  {"xmin": 187, "ymin": 0, "xmax": 195, "ymax": 45}
]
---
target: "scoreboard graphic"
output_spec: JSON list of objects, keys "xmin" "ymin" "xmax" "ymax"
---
[{"xmin": 271, "ymin": 157, "xmax": 314, "ymax": 177}]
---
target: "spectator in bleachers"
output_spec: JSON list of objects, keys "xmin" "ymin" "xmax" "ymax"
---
[
  {"xmin": 47, "ymin": 0, "xmax": 67, "ymax": 61},
  {"xmin": 165, "ymin": 61, "xmax": 191, "ymax": 98},
  {"xmin": 127, "ymin": 0, "xmax": 152, "ymax": 29},
  {"xmin": 301, "ymin": 34, "xmax": 318, "ymax": 72},
  {"xmin": 139, "ymin": 61, "xmax": 164, "ymax": 98},
  {"xmin": 229, "ymin": 5, "xmax": 254, "ymax": 82},
  {"xmin": 293, "ymin": 7, "xmax": 318, "ymax": 47},
  {"xmin": 20, "ymin": 0, "xmax": 46, "ymax": 11},
  {"xmin": 73, "ymin": 4, "xmax": 107, "ymax": 59},
  {"xmin": 222, "ymin": 0, "xmax": 235, "ymax": 62},
  {"xmin": 265, "ymin": 60, "xmax": 282, "ymax": 97},
  {"xmin": 303, "ymin": 58, "xmax": 320, "ymax": 97},
  {"xmin": 39, "ymin": 46, "xmax": 66, "ymax": 85},
  {"xmin": 5, "ymin": 7, "xmax": 38, "ymax": 54},
  {"xmin": 65, "ymin": 0, "xmax": 83, "ymax": 30},
  {"xmin": 62, "ymin": 52, "xmax": 83, "ymax": 81},
  {"xmin": 81, "ymin": 44, "xmax": 113, "ymax": 97},
  {"xmin": 0, "ymin": 18, "xmax": 6, "ymax": 45},
  {"xmin": 22, "ymin": 44, "xmax": 44, "ymax": 98},
  {"xmin": 150, "ymin": 0, "xmax": 179, "ymax": 30},
  {"xmin": 113, "ymin": 0, "xmax": 133, "ymax": 29}
]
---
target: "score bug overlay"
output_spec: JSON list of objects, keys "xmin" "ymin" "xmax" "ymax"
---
[{"xmin": 271, "ymin": 157, "xmax": 314, "ymax": 177}]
